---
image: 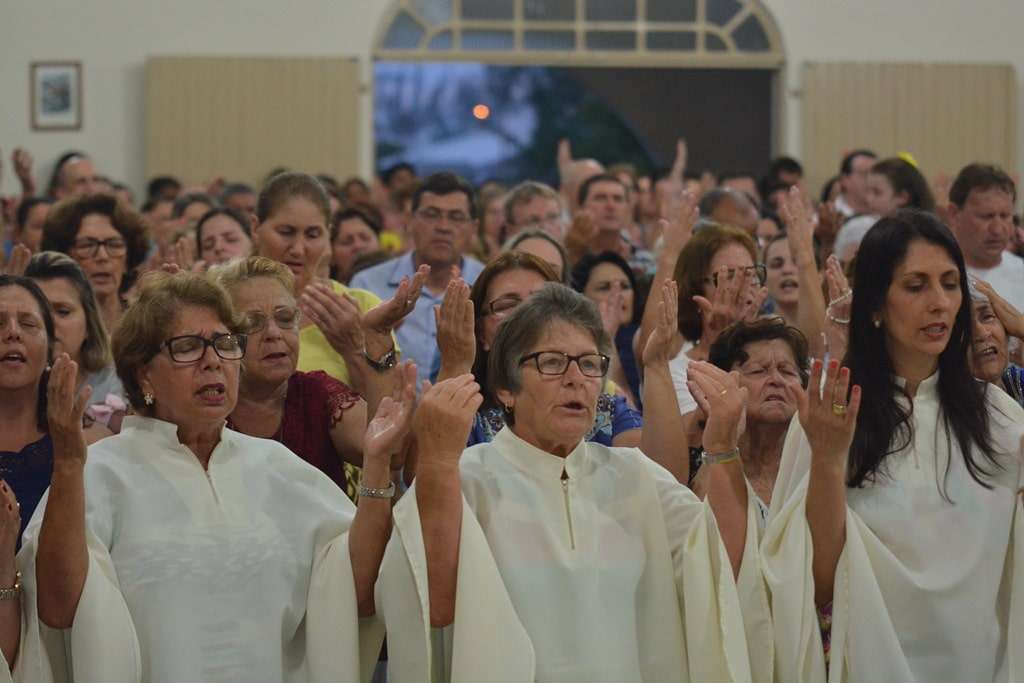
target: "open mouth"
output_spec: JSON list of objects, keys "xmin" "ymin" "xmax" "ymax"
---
[
  {"xmin": 0, "ymin": 351, "xmax": 26, "ymax": 365},
  {"xmin": 763, "ymin": 392, "xmax": 788, "ymax": 403},
  {"xmin": 974, "ymin": 345, "xmax": 999, "ymax": 359},
  {"xmin": 778, "ymin": 278, "xmax": 798, "ymax": 292},
  {"xmin": 262, "ymin": 351, "xmax": 289, "ymax": 361},
  {"xmin": 559, "ymin": 400, "xmax": 587, "ymax": 412},
  {"xmin": 922, "ymin": 323, "xmax": 948, "ymax": 339},
  {"xmin": 196, "ymin": 383, "xmax": 226, "ymax": 403}
]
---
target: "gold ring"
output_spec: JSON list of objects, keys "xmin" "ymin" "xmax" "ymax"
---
[
  {"xmin": 832, "ymin": 403, "xmax": 847, "ymax": 416},
  {"xmin": 719, "ymin": 389, "xmax": 728, "ymax": 396}
]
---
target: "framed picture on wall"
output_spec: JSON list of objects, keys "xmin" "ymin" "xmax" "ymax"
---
[{"xmin": 30, "ymin": 61, "xmax": 82, "ymax": 131}]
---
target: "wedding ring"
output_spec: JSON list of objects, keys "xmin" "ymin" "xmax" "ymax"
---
[
  {"xmin": 719, "ymin": 389, "xmax": 728, "ymax": 396},
  {"xmin": 832, "ymin": 403, "xmax": 847, "ymax": 416}
]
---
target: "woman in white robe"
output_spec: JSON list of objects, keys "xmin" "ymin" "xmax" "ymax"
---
[
  {"xmin": 12, "ymin": 270, "xmax": 415, "ymax": 682},
  {"xmin": 376, "ymin": 282, "xmax": 765, "ymax": 683},
  {"xmin": 761, "ymin": 210, "xmax": 1024, "ymax": 682}
]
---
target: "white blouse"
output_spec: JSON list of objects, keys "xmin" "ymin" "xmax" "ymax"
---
[
  {"xmin": 757, "ymin": 374, "xmax": 1024, "ymax": 682},
  {"xmin": 377, "ymin": 426, "xmax": 763, "ymax": 683},
  {"xmin": 11, "ymin": 416, "xmax": 382, "ymax": 683}
]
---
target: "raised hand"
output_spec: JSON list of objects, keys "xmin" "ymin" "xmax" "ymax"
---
[
  {"xmin": 687, "ymin": 361, "xmax": 747, "ymax": 453},
  {"xmin": 642, "ymin": 280, "xmax": 679, "ymax": 367},
  {"xmin": 824, "ymin": 255, "xmax": 851, "ymax": 358},
  {"xmin": 413, "ymin": 374, "xmax": 483, "ymax": 468},
  {"xmin": 364, "ymin": 361, "xmax": 417, "ymax": 472},
  {"xmin": 815, "ymin": 200, "xmax": 842, "ymax": 244},
  {"xmin": 564, "ymin": 210, "xmax": 597, "ymax": 266},
  {"xmin": 169, "ymin": 236, "xmax": 206, "ymax": 273},
  {"xmin": 974, "ymin": 277, "xmax": 1024, "ymax": 339},
  {"xmin": 300, "ymin": 283, "xmax": 367, "ymax": 358},
  {"xmin": 435, "ymin": 279, "xmax": 475, "ymax": 378},
  {"xmin": 2, "ymin": 243, "xmax": 31, "ymax": 276},
  {"xmin": 786, "ymin": 358, "xmax": 861, "ymax": 470},
  {"xmin": 47, "ymin": 353, "xmax": 91, "ymax": 473},
  {"xmin": 779, "ymin": 186, "xmax": 817, "ymax": 259},
  {"xmin": 0, "ymin": 483, "xmax": 20, "ymax": 562},
  {"xmin": 693, "ymin": 266, "xmax": 768, "ymax": 349},
  {"xmin": 669, "ymin": 138, "xmax": 688, "ymax": 183},
  {"xmin": 12, "ymin": 148, "xmax": 35, "ymax": 195},
  {"xmin": 661, "ymin": 189, "xmax": 699, "ymax": 259},
  {"xmin": 598, "ymin": 288, "xmax": 625, "ymax": 339},
  {"xmin": 363, "ymin": 264, "xmax": 429, "ymax": 336},
  {"xmin": 557, "ymin": 138, "xmax": 573, "ymax": 176}
]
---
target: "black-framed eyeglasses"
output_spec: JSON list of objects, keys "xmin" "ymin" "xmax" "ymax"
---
[
  {"xmin": 245, "ymin": 307, "xmax": 301, "ymax": 333},
  {"xmin": 415, "ymin": 207, "xmax": 471, "ymax": 225},
  {"xmin": 703, "ymin": 264, "xmax": 767, "ymax": 288},
  {"xmin": 160, "ymin": 333, "xmax": 247, "ymax": 364},
  {"xmin": 519, "ymin": 351, "xmax": 610, "ymax": 378},
  {"xmin": 71, "ymin": 237, "xmax": 127, "ymax": 259}
]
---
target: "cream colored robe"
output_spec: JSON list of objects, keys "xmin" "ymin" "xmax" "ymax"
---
[
  {"xmin": 377, "ymin": 426, "xmax": 763, "ymax": 683},
  {"xmin": 7, "ymin": 416, "xmax": 383, "ymax": 682},
  {"xmin": 761, "ymin": 375, "xmax": 1024, "ymax": 682}
]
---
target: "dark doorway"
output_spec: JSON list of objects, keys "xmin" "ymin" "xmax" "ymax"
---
[{"xmin": 374, "ymin": 62, "xmax": 774, "ymax": 185}]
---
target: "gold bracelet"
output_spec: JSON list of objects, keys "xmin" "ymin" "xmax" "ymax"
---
[
  {"xmin": 0, "ymin": 571, "xmax": 21, "ymax": 601},
  {"xmin": 700, "ymin": 447, "xmax": 740, "ymax": 466}
]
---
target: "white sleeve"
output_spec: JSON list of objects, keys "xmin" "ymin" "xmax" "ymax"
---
[{"xmin": 375, "ymin": 484, "xmax": 535, "ymax": 683}]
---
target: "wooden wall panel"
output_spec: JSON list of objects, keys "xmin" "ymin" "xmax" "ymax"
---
[
  {"xmin": 145, "ymin": 57, "xmax": 360, "ymax": 189},
  {"xmin": 801, "ymin": 62, "xmax": 1016, "ymax": 199}
]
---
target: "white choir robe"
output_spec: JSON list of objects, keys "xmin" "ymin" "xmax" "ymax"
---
[
  {"xmin": 376, "ymin": 426, "xmax": 768, "ymax": 683},
  {"xmin": 5, "ymin": 416, "xmax": 384, "ymax": 682},
  {"xmin": 759, "ymin": 375, "xmax": 1024, "ymax": 682}
]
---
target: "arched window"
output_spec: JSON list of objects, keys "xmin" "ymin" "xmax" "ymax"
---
[{"xmin": 375, "ymin": 0, "xmax": 784, "ymax": 66}]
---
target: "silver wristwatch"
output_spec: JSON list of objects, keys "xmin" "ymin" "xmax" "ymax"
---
[{"xmin": 363, "ymin": 346, "xmax": 398, "ymax": 372}]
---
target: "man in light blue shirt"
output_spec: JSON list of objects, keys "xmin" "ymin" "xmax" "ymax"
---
[{"xmin": 350, "ymin": 172, "xmax": 484, "ymax": 386}]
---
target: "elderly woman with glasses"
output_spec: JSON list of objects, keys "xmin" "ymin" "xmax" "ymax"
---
[
  {"xmin": 377, "ymin": 283, "xmax": 759, "ymax": 682},
  {"xmin": 213, "ymin": 256, "xmax": 413, "ymax": 501},
  {"xmin": 434, "ymin": 253, "xmax": 642, "ymax": 451},
  {"xmin": 13, "ymin": 270, "xmax": 409, "ymax": 682}
]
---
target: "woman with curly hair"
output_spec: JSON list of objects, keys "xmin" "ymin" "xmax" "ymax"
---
[{"xmin": 41, "ymin": 193, "xmax": 149, "ymax": 332}]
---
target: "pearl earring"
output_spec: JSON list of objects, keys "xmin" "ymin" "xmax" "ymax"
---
[
  {"xmin": 873, "ymin": 318, "xmax": 881, "ymax": 328},
  {"xmin": 144, "ymin": 392, "xmax": 154, "ymax": 406}
]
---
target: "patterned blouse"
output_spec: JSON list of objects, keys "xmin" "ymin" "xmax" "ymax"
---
[
  {"xmin": 228, "ymin": 370, "xmax": 362, "ymax": 501},
  {"xmin": 1002, "ymin": 364, "xmax": 1024, "ymax": 407},
  {"xmin": 468, "ymin": 392, "xmax": 643, "ymax": 447}
]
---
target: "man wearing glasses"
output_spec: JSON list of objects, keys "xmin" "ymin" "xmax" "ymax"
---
[{"xmin": 351, "ymin": 172, "xmax": 484, "ymax": 386}]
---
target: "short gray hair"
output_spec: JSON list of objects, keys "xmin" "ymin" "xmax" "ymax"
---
[
  {"xmin": 487, "ymin": 283, "xmax": 610, "ymax": 413},
  {"xmin": 503, "ymin": 180, "xmax": 561, "ymax": 227}
]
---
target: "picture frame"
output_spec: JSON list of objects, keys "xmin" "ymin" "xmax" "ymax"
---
[{"xmin": 30, "ymin": 61, "xmax": 82, "ymax": 131}]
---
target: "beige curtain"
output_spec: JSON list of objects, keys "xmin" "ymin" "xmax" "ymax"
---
[
  {"xmin": 801, "ymin": 62, "xmax": 1017, "ymax": 198},
  {"xmin": 145, "ymin": 56, "xmax": 361, "ymax": 189}
]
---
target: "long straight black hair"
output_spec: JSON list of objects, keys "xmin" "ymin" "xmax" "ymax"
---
[{"xmin": 843, "ymin": 210, "xmax": 999, "ymax": 491}]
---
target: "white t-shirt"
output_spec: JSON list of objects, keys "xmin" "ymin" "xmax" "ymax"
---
[
  {"xmin": 667, "ymin": 341, "xmax": 698, "ymax": 416},
  {"xmin": 968, "ymin": 251, "xmax": 1024, "ymax": 310}
]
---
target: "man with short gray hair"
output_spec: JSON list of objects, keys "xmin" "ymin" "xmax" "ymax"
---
[{"xmin": 503, "ymin": 181, "xmax": 566, "ymax": 240}]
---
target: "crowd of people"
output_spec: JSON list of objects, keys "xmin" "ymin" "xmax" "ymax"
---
[{"xmin": 0, "ymin": 139, "xmax": 1022, "ymax": 682}]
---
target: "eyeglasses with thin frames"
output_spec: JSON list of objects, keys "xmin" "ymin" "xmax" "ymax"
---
[
  {"xmin": 703, "ymin": 264, "xmax": 767, "ymax": 288},
  {"xmin": 159, "ymin": 333, "xmax": 247, "ymax": 364},
  {"xmin": 245, "ymin": 307, "xmax": 301, "ymax": 333},
  {"xmin": 415, "ymin": 207, "xmax": 471, "ymax": 226},
  {"xmin": 519, "ymin": 351, "xmax": 610, "ymax": 378}
]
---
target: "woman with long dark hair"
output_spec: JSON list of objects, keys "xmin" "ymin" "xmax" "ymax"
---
[{"xmin": 761, "ymin": 209, "xmax": 1024, "ymax": 682}]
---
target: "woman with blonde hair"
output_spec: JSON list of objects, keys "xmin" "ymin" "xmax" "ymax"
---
[{"xmin": 213, "ymin": 256, "xmax": 413, "ymax": 500}]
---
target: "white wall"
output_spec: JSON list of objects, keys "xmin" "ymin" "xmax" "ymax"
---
[{"xmin": 2, "ymin": 0, "xmax": 1022, "ymax": 197}]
